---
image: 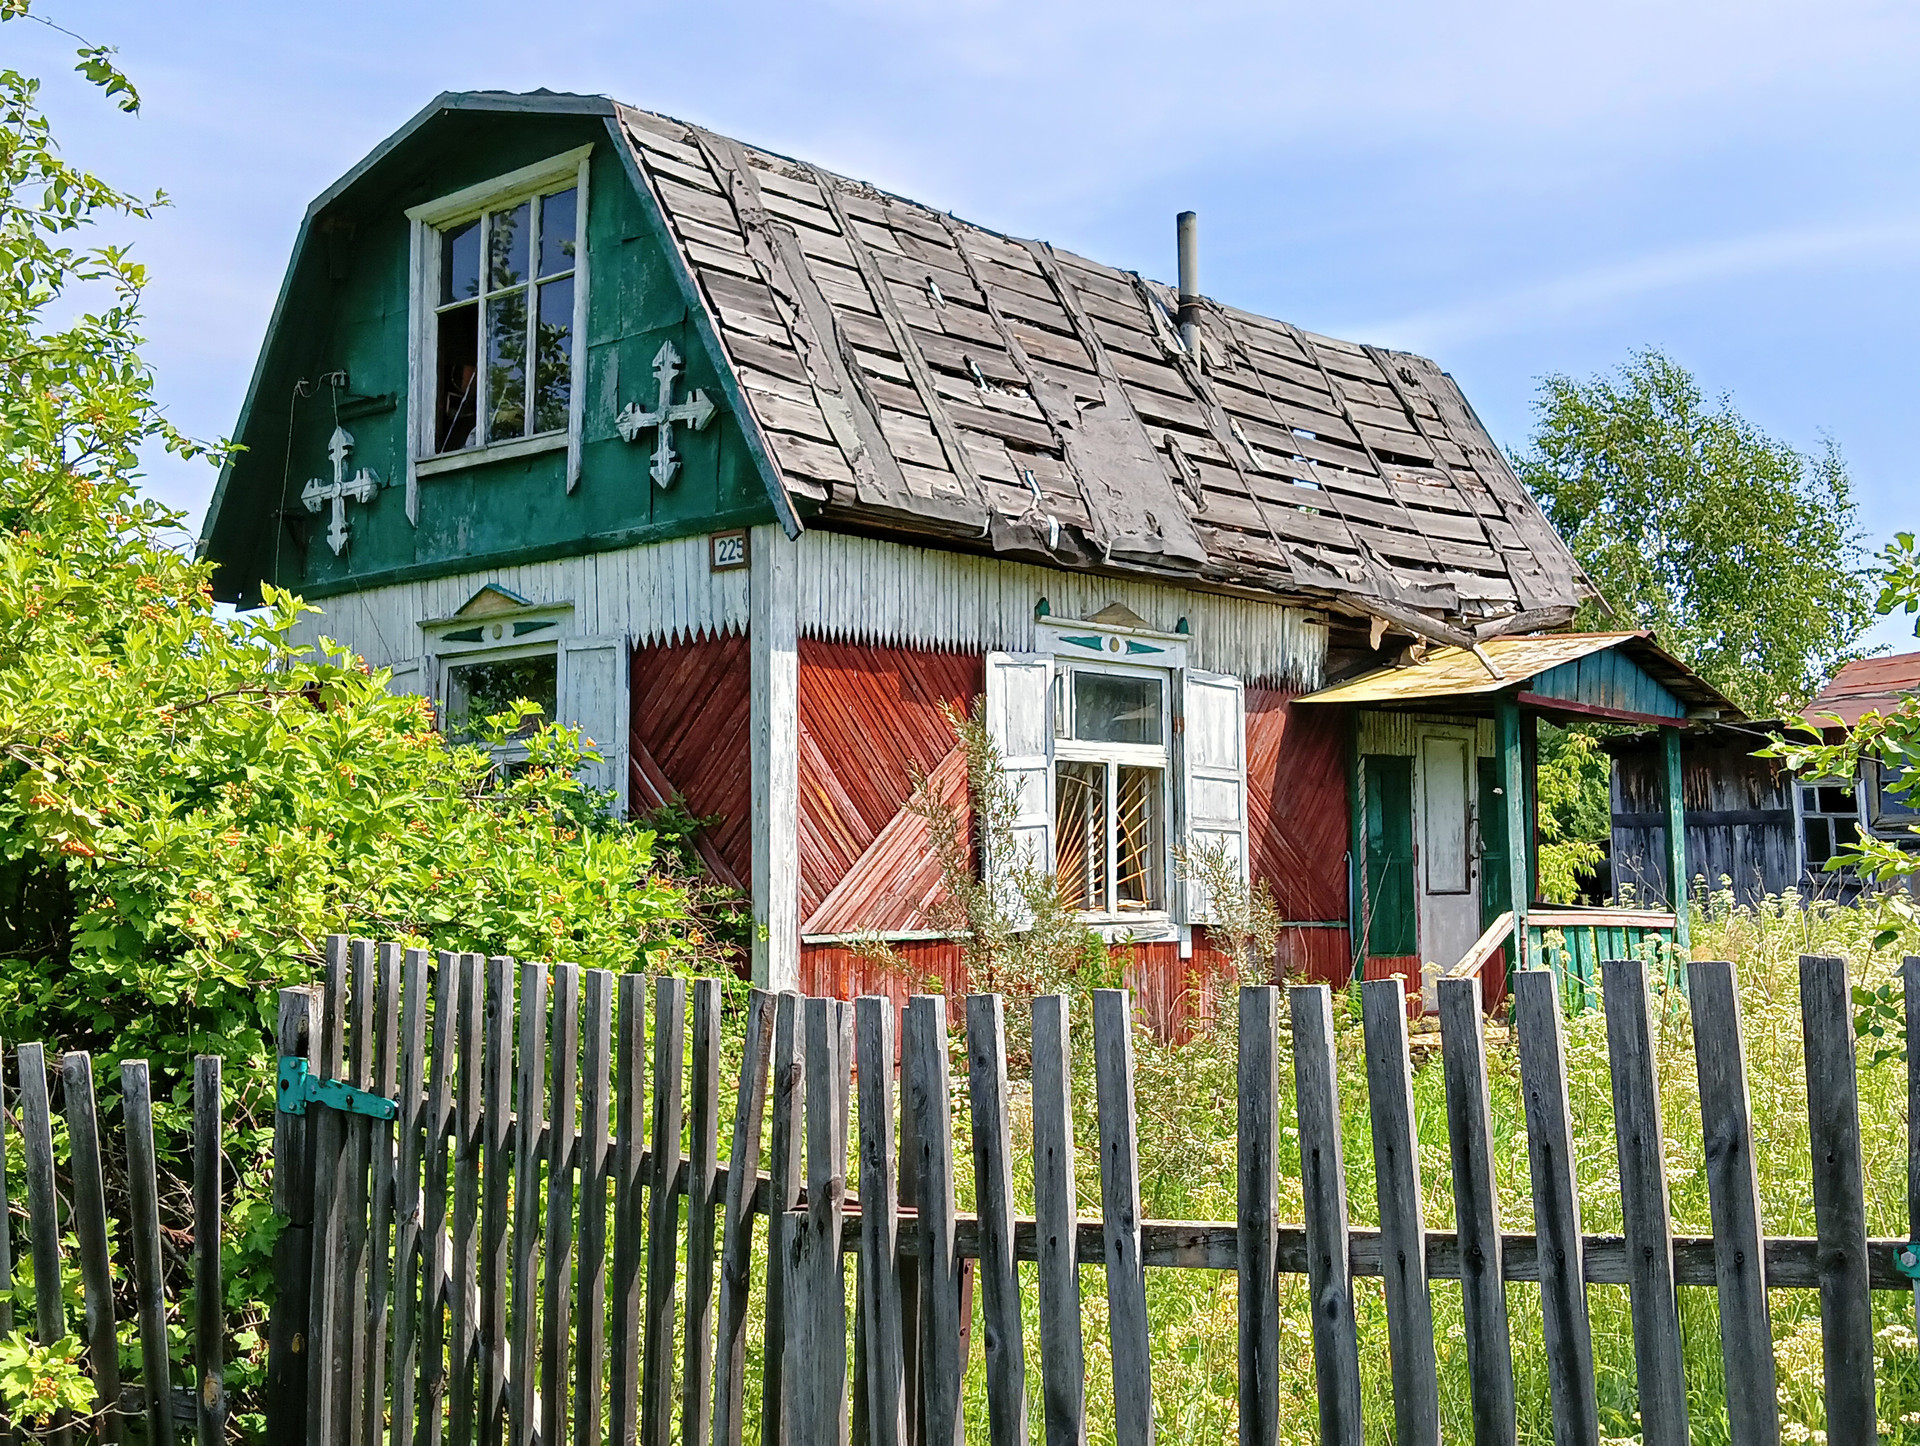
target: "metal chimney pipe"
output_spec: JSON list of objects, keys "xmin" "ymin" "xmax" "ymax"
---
[{"xmin": 1176, "ymin": 210, "xmax": 1200, "ymax": 358}]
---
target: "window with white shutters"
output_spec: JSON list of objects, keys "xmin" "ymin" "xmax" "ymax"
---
[{"xmin": 985, "ymin": 641, "xmax": 1248, "ymax": 933}]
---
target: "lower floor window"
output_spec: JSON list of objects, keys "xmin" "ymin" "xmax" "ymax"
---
[
  {"xmin": 444, "ymin": 652, "xmax": 556, "ymax": 743},
  {"xmin": 1055, "ymin": 760, "xmax": 1165, "ymax": 914}
]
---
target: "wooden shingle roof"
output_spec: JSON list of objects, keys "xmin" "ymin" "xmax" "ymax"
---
[{"xmin": 612, "ymin": 101, "xmax": 1591, "ymax": 640}]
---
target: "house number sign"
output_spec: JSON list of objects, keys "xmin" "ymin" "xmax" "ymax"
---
[{"xmin": 709, "ymin": 529, "xmax": 748, "ymax": 571}]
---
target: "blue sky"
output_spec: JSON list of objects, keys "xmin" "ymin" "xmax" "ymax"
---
[{"xmin": 16, "ymin": 0, "xmax": 1919, "ymax": 653}]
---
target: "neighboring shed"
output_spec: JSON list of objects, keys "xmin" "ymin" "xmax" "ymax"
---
[
  {"xmin": 1604, "ymin": 648, "xmax": 1920, "ymax": 908},
  {"xmin": 1604, "ymin": 726, "xmax": 1796, "ymax": 908}
]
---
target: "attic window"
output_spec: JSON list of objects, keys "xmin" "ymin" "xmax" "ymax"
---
[
  {"xmin": 434, "ymin": 185, "xmax": 579, "ymax": 451},
  {"xmin": 405, "ymin": 144, "xmax": 592, "ymax": 498}
]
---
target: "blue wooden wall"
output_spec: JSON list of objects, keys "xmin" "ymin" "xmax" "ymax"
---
[{"xmin": 1529, "ymin": 649, "xmax": 1684, "ymax": 720}]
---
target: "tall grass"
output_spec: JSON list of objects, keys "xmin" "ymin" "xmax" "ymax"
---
[{"xmin": 934, "ymin": 888, "xmax": 1920, "ymax": 1444}]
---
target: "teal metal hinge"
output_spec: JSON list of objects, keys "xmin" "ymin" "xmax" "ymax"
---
[
  {"xmin": 1897, "ymin": 1242, "xmax": 1920, "ymax": 1282},
  {"xmin": 276, "ymin": 1056, "xmax": 399, "ymax": 1120}
]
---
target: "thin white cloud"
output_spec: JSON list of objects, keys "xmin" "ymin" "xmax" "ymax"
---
[{"xmin": 1360, "ymin": 216, "xmax": 1920, "ymax": 351}]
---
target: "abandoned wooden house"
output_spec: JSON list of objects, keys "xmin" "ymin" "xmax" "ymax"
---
[
  {"xmin": 1605, "ymin": 650, "xmax": 1920, "ymax": 908},
  {"xmin": 197, "ymin": 90, "xmax": 1738, "ymax": 1017}
]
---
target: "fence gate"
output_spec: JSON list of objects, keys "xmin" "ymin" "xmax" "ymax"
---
[{"xmin": 270, "ymin": 935, "xmax": 1919, "ymax": 1446}]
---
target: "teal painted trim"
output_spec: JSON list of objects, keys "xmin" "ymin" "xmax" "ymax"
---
[
  {"xmin": 1124, "ymin": 640, "xmax": 1164, "ymax": 655},
  {"xmin": 1347, "ymin": 713, "xmax": 1364, "ymax": 983},
  {"xmin": 1530, "ymin": 649, "xmax": 1684, "ymax": 720},
  {"xmin": 600, "ymin": 113, "xmax": 802, "ymax": 541},
  {"xmin": 1663, "ymin": 727, "xmax": 1691, "ymax": 950},
  {"xmin": 200, "ymin": 91, "xmax": 621, "ymax": 560},
  {"xmin": 1496, "ymin": 697, "xmax": 1529, "ymax": 949},
  {"xmin": 1060, "ymin": 635, "xmax": 1103, "ymax": 650},
  {"xmin": 290, "ymin": 502, "xmax": 775, "ymax": 601}
]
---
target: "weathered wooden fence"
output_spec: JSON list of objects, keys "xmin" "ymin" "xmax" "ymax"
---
[
  {"xmin": 0, "ymin": 1045, "xmax": 226, "ymax": 1443},
  {"xmin": 272, "ymin": 937, "xmax": 1920, "ymax": 1446}
]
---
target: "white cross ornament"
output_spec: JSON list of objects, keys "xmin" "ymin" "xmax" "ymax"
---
[
  {"xmin": 615, "ymin": 340, "xmax": 718, "ymax": 489},
  {"xmin": 301, "ymin": 426, "xmax": 380, "ymax": 556}
]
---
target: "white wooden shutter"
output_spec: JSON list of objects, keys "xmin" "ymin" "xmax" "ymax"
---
[
  {"xmin": 558, "ymin": 635, "xmax": 630, "ymax": 812},
  {"xmin": 983, "ymin": 652, "xmax": 1054, "ymax": 922},
  {"xmin": 385, "ymin": 656, "xmax": 434, "ymax": 696},
  {"xmin": 1179, "ymin": 669, "xmax": 1248, "ymax": 924}
]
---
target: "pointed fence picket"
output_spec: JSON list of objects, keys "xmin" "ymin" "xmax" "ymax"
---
[
  {"xmin": 245, "ymin": 940, "xmax": 1920, "ymax": 1446},
  {"xmin": 0, "ymin": 1043, "xmax": 227, "ymax": 1443}
]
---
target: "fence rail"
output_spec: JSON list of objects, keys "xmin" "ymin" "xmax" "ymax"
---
[{"xmin": 267, "ymin": 938, "xmax": 1916, "ymax": 1446}]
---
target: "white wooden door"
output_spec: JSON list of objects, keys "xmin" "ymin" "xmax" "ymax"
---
[{"xmin": 1415, "ymin": 727, "xmax": 1480, "ymax": 974}]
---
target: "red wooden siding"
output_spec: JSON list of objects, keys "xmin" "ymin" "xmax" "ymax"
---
[
  {"xmin": 1245, "ymin": 691, "xmax": 1354, "ymax": 986},
  {"xmin": 797, "ymin": 639, "xmax": 981, "ymax": 929},
  {"xmin": 630, "ymin": 632, "xmax": 753, "ymax": 890},
  {"xmin": 797, "ymin": 930, "xmax": 1233, "ymax": 1042}
]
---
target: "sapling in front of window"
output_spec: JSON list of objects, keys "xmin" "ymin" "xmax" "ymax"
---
[
  {"xmin": 1053, "ymin": 668, "xmax": 1167, "ymax": 916},
  {"xmin": 433, "ymin": 185, "xmax": 578, "ymax": 453},
  {"xmin": 444, "ymin": 653, "xmax": 557, "ymax": 744}
]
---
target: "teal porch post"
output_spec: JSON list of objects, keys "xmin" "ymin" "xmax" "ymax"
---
[
  {"xmin": 1495, "ymin": 698, "xmax": 1529, "ymax": 974},
  {"xmin": 1663, "ymin": 726, "xmax": 1691, "ymax": 955}
]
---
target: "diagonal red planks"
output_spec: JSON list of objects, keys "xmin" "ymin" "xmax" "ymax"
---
[
  {"xmin": 630, "ymin": 632, "xmax": 754, "ymax": 890},
  {"xmin": 797, "ymin": 639, "xmax": 982, "ymax": 925}
]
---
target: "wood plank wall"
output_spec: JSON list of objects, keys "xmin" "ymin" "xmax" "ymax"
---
[
  {"xmin": 630, "ymin": 633, "xmax": 754, "ymax": 889},
  {"xmin": 797, "ymin": 639, "xmax": 981, "ymax": 925},
  {"xmin": 1246, "ymin": 691, "xmax": 1354, "ymax": 987}
]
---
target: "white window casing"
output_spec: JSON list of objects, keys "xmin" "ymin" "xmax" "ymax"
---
[
  {"xmin": 1177, "ymin": 668, "xmax": 1249, "ymax": 924},
  {"xmin": 557, "ymin": 635, "xmax": 630, "ymax": 811},
  {"xmin": 404, "ymin": 144, "xmax": 593, "ymax": 522},
  {"xmin": 984, "ymin": 651, "xmax": 1055, "ymax": 923},
  {"xmin": 410, "ymin": 594, "xmax": 630, "ymax": 813}
]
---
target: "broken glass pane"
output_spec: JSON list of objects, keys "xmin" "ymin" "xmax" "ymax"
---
[
  {"xmin": 1115, "ymin": 765, "xmax": 1164, "ymax": 910},
  {"xmin": 485, "ymin": 290, "xmax": 528, "ymax": 441},
  {"xmin": 534, "ymin": 277, "xmax": 573, "ymax": 433},
  {"xmin": 539, "ymin": 187, "xmax": 577, "ymax": 276},
  {"xmin": 435, "ymin": 302, "xmax": 479, "ymax": 451},
  {"xmin": 445, "ymin": 654, "xmax": 557, "ymax": 743},
  {"xmin": 488, "ymin": 201, "xmax": 529, "ymax": 292},
  {"xmin": 441, "ymin": 218, "xmax": 481, "ymax": 304}
]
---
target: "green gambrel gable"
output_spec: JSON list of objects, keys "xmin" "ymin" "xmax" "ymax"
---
[
  {"xmin": 206, "ymin": 89, "xmax": 1597, "ymax": 645},
  {"xmin": 201, "ymin": 93, "xmax": 794, "ymax": 607}
]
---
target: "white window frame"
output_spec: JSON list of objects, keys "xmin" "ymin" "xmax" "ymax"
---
[
  {"xmin": 404, "ymin": 144, "xmax": 593, "ymax": 523},
  {"xmin": 1051, "ymin": 659, "xmax": 1176, "ymax": 931},
  {"xmin": 425, "ymin": 604, "xmax": 573, "ymax": 770}
]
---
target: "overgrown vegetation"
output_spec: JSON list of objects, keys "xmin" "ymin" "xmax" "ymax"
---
[
  {"xmin": 931, "ymin": 889, "xmax": 1920, "ymax": 1445},
  {"xmin": 0, "ymin": 23, "xmax": 712, "ymax": 1432}
]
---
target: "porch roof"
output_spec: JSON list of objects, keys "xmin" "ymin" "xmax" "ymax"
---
[{"xmin": 1295, "ymin": 630, "xmax": 1740, "ymax": 724}]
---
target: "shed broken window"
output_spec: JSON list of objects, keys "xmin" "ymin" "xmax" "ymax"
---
[{"xmin": 1798, "ymin": 780, "xmax": 1860, "ymax": 872}]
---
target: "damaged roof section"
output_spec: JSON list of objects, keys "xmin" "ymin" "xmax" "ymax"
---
[{"xmin": 613, "ymin": 101, "xmax": 1591, "ymax": 637}]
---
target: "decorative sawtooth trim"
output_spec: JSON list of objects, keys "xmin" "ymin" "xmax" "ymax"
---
[
  {"xmin": 287, "ymin": 535, "xmax": 749, "ymax": 668},
  {"xmin": 796, "ymin": 530, "xmax": 1326, "ymax": 690}
]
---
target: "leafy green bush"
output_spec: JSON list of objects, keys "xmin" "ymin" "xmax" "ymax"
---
[{"xmin": 0, "ymin": 27, "xmax": 706, "ymax": 1433}]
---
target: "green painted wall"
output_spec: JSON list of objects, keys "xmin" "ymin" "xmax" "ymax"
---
[{"xmin": 204, "ymin": 111, "xmax": 776, "ymax": 605}]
